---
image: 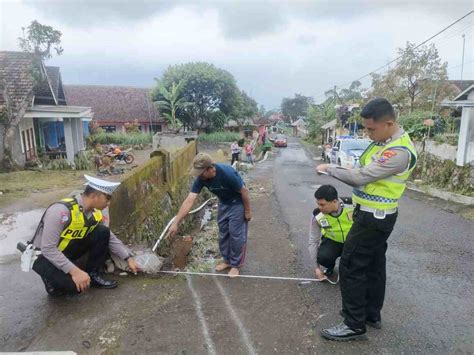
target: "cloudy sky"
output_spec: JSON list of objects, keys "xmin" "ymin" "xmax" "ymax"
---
[{"xmin": 1, "ymin": 0, "xmax": 473, "ymax": 109}]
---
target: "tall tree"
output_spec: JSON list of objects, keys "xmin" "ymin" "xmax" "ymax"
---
[
  {"xmin": 230, "ymin": 90, "xmax": 258, "ymax": 126},
  {"xmin": 370, "ymin": 42, "xmax": 454, "ymax": 113},
  {"xmin": 306, "ymin": 100, "xmax": 336, "ymax": 139},
  {"xmin": 281, "ymin": 94, "xmax": 314, "ymax": 123},
  {"xmin": 152, "ymin": 80, "xmax": 192, "ymax": 132},
  {"xmin": 157, "ymin": 62, "xmax": 240, "ymax": 131},
  {"xmin": 1, "ymin": 21, "xmax": 63, "ymax": 171}
]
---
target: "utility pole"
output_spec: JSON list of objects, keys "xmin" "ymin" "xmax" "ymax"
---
[{"xmin": 461, "ymin": 34, "xmax": 466, "ymax": 80}]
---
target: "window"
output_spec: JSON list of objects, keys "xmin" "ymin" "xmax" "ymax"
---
[
  {"xmin": 150, "ymin": 124, "xmax": 163, "ymax": 133},
  {"xmin": 100, "ymin": 125, "xmax": 116, "ymax": 133}
]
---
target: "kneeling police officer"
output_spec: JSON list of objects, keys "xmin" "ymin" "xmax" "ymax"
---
[{"xmin": 26, "ymin": 175, "xmax": 139, "ymax": 296}]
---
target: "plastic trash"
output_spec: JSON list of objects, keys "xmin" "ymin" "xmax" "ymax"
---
[
  {"xmin": 200, "ymin": 208, "xmax": 212, "ymax": 230},
  {"xmin": 135, "ymin": 252, "xmax": 164, "ymax": 274}
]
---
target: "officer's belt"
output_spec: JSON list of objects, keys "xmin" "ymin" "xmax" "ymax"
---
[{"xmin": 356, "ymin": 204, "xmax": 397, "ymax": 215}]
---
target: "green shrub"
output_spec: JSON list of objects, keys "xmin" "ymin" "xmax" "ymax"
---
[
  {"xmin": 197, "ymin": 132, "xmax": 241, "ymax": 143},
  {"xmin": 87, "ymin": 132, "xmax": 152, "ymax": 147}
]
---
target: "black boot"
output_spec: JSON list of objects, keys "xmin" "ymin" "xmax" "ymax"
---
[
  {"xmin": 89, "ymin": 271, "xmax": 118, "ymax": 289},
  {"xmin": 321, "ymin": 323, "xmax": 367, "ymax": 341}
]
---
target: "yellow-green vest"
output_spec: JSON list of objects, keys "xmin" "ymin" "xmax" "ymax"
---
[
  {"xmin": 57, "ymin": 198, "xmax": 103, "ymax": 252},
  {"xmin": 352, "ymin": 132, "xmax": 417, "ymax": 210},
  {"xmin": 315, "ymin": 206, "xmax": 354, "ymax": 244}
]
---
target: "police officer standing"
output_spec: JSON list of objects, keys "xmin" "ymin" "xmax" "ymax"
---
[{"xmin": 316, "ymin": 98, "xmax": 417, "ymax": 341}]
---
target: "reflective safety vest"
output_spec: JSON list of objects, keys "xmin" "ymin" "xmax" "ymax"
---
[
  {"xmin": 57, "ymin": 198, "xmax": 103, "ymax": 252},
  {"xmin": 315, "ymin": 206, "xmax": 354, "ymax": 244},
  {"xmin": 352, "ymin": 132, "xmax": 417, "ymax": 210}
]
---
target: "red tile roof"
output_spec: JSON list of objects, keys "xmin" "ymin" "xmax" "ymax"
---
[{"xmin": 64, "ymin": 85, "xmax": 164, "ymax": 123}]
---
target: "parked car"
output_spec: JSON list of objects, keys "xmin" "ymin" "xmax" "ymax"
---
[
  {"xmin": 330, "ymin": 138, "xmax": 371, "ymax": 168},
  {"xmin": 273, "ymin": 134, "xmax": 288, "ymax": 147}
]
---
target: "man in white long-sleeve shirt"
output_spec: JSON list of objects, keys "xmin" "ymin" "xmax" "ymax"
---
[
  {"xmin": 31, "ymin": 175, "xmax": 140, "ymax": 296},
  {"xmin": 308, "ymin": 185, "xmax": 353, "ymax": 281}
]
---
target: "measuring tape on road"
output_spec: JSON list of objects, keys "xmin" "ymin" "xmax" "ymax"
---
[{"xmin": 158, "ymin": 270, "xmax": 339, "ymax": 285}]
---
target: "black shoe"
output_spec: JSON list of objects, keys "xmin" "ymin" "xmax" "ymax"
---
[
  {"xmin": 323, "ymin": 268, "xmax": 334, "ymax": 277},
  {"xmin": 321, "ymin": 323, "xmax": 367, "ymax": 341},
  {"xmin": 339, "ymin": 310, "xmax": 382, "ymax": 329},
  {"xmin": 366, "ymin": 319, "xmax": 382, "ymax": 329},
  {"xmin": 42, "ymin": 277, "xmax": 65, "ymax": 297},
  {"xmin": 89, "ymin": 271, "xmax": 118, "ymax": 289}
]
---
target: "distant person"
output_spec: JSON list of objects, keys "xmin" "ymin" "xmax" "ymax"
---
[
  {"xmin": 244, "ymin": 141, "xmax": 255, "ymax": 164},
  {"xmin": 230, "ymin": 140, "xmax": 240, "ymax": 165}
]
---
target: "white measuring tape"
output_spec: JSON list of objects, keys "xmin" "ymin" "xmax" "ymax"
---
[{"xmin": 158, "ymin": 270, "xmax": 339, "ymax": 285}]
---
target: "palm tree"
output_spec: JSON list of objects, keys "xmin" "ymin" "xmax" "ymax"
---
[{"xmin": 154, "ymin": 80, "xmax": 192, "ymax": 132}]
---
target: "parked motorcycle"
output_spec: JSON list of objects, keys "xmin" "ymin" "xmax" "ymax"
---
[{"xmin": 104, "ymin": 146, "xmax": 135, "ymax": 164}]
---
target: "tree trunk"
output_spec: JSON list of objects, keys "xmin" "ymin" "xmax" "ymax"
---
[{"xmin": 1, "ymin": 124, "xmax": 18, "ymax": 171}]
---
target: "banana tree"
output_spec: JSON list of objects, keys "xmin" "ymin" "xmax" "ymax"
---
[{"xmin": 154, "ymin": 80, "xmax": 192, "ymax": 133}]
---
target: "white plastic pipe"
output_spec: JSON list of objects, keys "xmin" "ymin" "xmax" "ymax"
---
[{"xmin": 152, "ymin": 197, "xmax": 217, "ymax": 252}]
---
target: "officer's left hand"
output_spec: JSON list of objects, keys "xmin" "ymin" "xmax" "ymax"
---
[
  {"xmin": 127, "ymin": 257, "xmax": 141, "ymax": 274},
  {"xmin": 316, "ymin": 164, "xmax": 329, "ymax": 173}
]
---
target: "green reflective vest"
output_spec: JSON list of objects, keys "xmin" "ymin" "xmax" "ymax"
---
[
  {"xmin": 315, "ymin": 206, "xmax": 354, "ymax": 244},
  {"xmin": 57, "ymin": 198, "xmax": 103, "ymax": 252},
  {"xmin": 352, "ymin": 132, "xmax": 417, "ymax": 210}
]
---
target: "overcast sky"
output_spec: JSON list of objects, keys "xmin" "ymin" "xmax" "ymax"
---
[{"xmin": 1, "ymin": 0, "xmax": 473, "ymax": 109}]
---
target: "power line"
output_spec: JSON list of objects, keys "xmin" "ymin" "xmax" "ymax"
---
[{"xmin": 314, "ymin": 10, "xmax": 474, "ymax": 103}]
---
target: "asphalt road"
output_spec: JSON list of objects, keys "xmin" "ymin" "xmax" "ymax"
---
[
  {"xmin": 1, "ymin": 138, "xmax": 473, "ymax": 354},
  {"xmin": 273, "ymin": 138, "xmax": 474, "ymax": 353}
]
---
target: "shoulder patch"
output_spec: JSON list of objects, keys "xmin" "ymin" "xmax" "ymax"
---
[
  {"xmin": 378, "ymin": 150, "xmax": 397, "ymax": 164},
  {"xmin": 383, "ymin": 150, "xmax": 397, "ymax": 158},
  {"xmin": 60, "ymin": 212, "xmax": 69, "ymax": 224}
]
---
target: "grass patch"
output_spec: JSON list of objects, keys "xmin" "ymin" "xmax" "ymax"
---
[
  {"xmin": 87, "ymin": 132, "xmax": 152, "ymax": 146},
  {"xmin": 0, "ymin": 170, "xmax": 91, "ymax": 196},
  {"xmin": 197, "ymin": 131, "xmax": 241, "ymax": 143}
]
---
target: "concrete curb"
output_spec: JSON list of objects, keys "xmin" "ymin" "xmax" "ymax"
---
[{"xmin": 406, "ymin": 181, "xmax": 474, "ymax": 206}]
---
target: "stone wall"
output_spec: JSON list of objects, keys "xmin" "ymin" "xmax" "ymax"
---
[
  {"xmin": 109, "ymin": 141, "xmax": 206, "ymax": 249},
  {"xmin": 414, "ymin": 140, "xmax": 458, "ymax": 161},
  {"xmin": 411, "ymin": 152, "xmax": 474, "ymax": 196}
]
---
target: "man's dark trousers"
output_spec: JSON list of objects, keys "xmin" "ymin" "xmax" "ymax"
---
[
  {"xmin": 33, "ymin": 224, "xmax": 110, "ymax": 294},
  {"xmin": 339, "ymin": 207, "xmax": 397, "ymax": 329},
  {"xmin": 317, "ymin": 237, "xmax": 343, "ymax": 270}
]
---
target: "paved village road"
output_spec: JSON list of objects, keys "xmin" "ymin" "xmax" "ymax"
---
[
  {"xmin": 273, "ymin": 138, "xmax": 474, "ymax": 353},
  {"xmin": 1, "ymin": 138, "xmax": 473, "ymax": 354}
]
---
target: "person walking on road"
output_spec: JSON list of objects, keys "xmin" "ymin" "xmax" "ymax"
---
[
  {"xmin": 168, "ymin": 153, "xmax": 252, "ymax": 278},
  {"xmin": 308, "ymin": 185, "xmax": 353, "ymax": 281},
  {"xmin": 316, "ymin": 98, "xmax": 417, "ymax": 341}
]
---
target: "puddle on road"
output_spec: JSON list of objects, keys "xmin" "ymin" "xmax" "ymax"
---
[{"xmin": 0, "ymin": 209, "xmax": 43, "ymax": 260}]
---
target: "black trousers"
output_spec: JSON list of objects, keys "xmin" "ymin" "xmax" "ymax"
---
[
  {"xmin": 32, "ymin": 224, "xmax": 111, "ymax": 294},
  {"xmin": 231, "ymin": 152, "xmax": 240, "ymax": 165},
  {"xmin": 340, "ymin": 208, "xmax": 397, "ymax": 329},
  {"xmin": 317, "ymin": 237, "xmax": 343, "ymax": 270}
]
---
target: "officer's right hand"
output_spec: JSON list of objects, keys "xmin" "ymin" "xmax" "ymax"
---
[{"xmin": 70, "ymin": 267, "xmax": 91, "ymax": 293}]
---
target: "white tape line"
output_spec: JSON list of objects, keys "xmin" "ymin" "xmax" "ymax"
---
[
  {"xmin": 159, "ymin": 270, "xmax": 338, "ymax": 285},
  {"xmin": 186, "ymin": 276, "xmax": 217, "ymax": 355},
  {"xmin": 213, "ymin": 278, "xmax": 257, "ymax": 355}
]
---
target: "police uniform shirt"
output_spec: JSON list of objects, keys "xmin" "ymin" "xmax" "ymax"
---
[
  {"xmin": 32, "ymin": 195, "xmax": 131, "ymax": 274},
  {"xmin": 308, "ymin": 199, "xmax": 347, "ymax": 267},
  {"xmin": 327, "ymin": 128, "xmax": 411, "ymax": 187}
]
